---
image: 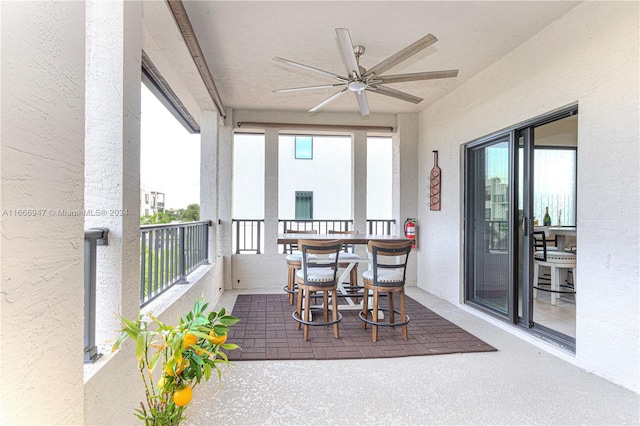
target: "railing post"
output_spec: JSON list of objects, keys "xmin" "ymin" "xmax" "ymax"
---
[
  {"xmin": 204, "ymin": 221, "xmax": 211, "ymax": 264},
  {"xmin": 234, "ymin": 220, "xmax": 240, "ymax": 254},
  {"xmin": 84, "ymin": 228, "xmax": 108, "ymax": 364},
  {"xmin": 256, "ymin": 220, "xmax": 262, "ymax": 254},
  {"xmin": 177, "ymin": 225, "xmax": 188, "ymax": 284}
]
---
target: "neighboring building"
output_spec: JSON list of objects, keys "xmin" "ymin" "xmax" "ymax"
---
[{"xmin": 140, "ymin": 188, "xmax": 165, "ymax": 217}]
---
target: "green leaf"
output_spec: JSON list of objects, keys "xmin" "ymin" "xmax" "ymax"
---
[
  {"xmin": 204, "ymin": 363, "xmax": 212, "ymax": 381},
  {"xmin": 149, "ymin": 351, "xmax": 161, "ymax": 372},
  {"xmin": 111, "ymin": 332, "xmax": 128, "ymax": 353},
  {"xmin": 220, "ymin": 316, "xmax": 240, "ymax": 326},
  {"xmin": 190, "ymin": 330, "xmax": 211, "ymax": 341},
  {"xmin": 192, "ymin": 353, "xmax": 204, "ymax": 366},
  {"xmin": 135, "ymin": 333, "xmax": 146, "ymax": 361},
  {"xmin": 120, "ymin": 315, "xmax": 142, "ymax": 334},
  {"xmin": 221, "ymin": 343, "xmax": 240, "ymax": 350}
]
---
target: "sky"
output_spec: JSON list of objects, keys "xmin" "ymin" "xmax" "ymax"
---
[{"xmin": 140, "ymin": 84, "xmax": 200, "ymax": 210}]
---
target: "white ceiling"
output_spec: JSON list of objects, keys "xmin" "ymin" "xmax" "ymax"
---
[{"xmin": 149, "ymin": 1, "xmax": 580, "ymax": 117}]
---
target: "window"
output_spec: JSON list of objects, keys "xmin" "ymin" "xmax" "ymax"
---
[
  {"xmin": 295, "ymin": 192, "xmax": 313, "ymax": 219},
  {"xmin": 295, "ymin": 136, "xmax": 313, "ymax": 159},
  {"xmin": 145, "ymin": 194, "xmax": 149, "ymax": 203},
  {"xmin": 533, "ymin": 147, "xmax": 577, "ymax": 226}
]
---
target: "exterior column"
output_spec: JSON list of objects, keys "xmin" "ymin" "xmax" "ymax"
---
[
  {"xmin": 217, "ymin": 109, "xmax": 234, "ymax": 288},
  {"xmin": 264, "ymin": 128, "xmax": 279, "ymax": 254},
  {"xmin": 393, "ymin": 113, "xmax": 419, "ymax": 285},
  {"xmin": 0, "ymin": 2, "xmax": 87, "ymax": 423},
  {"xmin": 352, "ymin": 130, "xmax": 367, "ymax": 233},
  {"xmin": 200, "ymin": 110, "xmax": 219, "ymax": 265},
  {"xmin": 85, "ymin": 0, "xmax": 142, "ymax": 348}
]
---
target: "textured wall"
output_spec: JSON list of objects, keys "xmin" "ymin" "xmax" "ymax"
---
[
  {"xmin": 418, "ymin": 1, "xmax": 639, "ymax": 392},
  {"xmin": 0, "ymin": 2, "xmax": 86, "ymax": 423}
]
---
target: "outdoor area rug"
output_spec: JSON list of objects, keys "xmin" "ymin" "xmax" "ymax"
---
[{"xmin": 226, "ymin": 294, "xmax": 496, "ymax": 361}]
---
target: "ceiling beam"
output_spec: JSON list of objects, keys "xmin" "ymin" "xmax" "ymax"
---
[
  {"xmin": 236, "ymin": 121, "xmax": 394, "ymax": 133},
  {"xmin": 166, "ymin": 0, "xmax": 226, "ymax": 118}
]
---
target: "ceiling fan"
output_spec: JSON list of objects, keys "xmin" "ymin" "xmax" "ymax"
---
[{"xmin": 273, "ymin": 28, "xmax": 458, "ymax": 116}]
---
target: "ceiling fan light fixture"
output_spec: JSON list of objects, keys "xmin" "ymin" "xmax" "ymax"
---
[{"xmin": 348, "ymin": 81, "xmax": 367, "ymax": 92}]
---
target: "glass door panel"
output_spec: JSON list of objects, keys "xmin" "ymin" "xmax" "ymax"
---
[{"xmin": 465, "ymin": 136, "xmax": 511, "ymax": 317}]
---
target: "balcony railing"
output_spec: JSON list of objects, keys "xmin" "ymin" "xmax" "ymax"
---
[
  {"xmin": 367, "ymin": 219, "xmax": 396, "ymax": 235},
  {"xmin": 231, "ymin": 219, "xmax": 397, "ymax": 254},
  {"xmin": 84, "ymin": 227, "xmax": 109, "ymax": 364},
  {"xmin": 140, "ymin": 221, "xmax": 211, "ymax": 307},
  {"xmin": 487, "ymin": 220, "xmax": 509, "ymax": 251},
  {"xmin": 232, "ymin": 219, "xmax": 264, "ymax": 254}
]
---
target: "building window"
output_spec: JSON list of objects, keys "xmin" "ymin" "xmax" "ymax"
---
[
  {"xmin": 295, "ymin": 191, "xmax": 313, "ymax": 219},
  {"xmin": 145, "ymin": 194, "xmax": 149, "ymax": 203},
  {"xmin": 295, "ymin": 136, "xmax": 313, "ymax": 159}
]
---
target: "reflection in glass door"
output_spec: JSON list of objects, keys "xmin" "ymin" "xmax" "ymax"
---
[{"xmin": 465, "ymin": 135, "xmax": 512, "ymax": 318}]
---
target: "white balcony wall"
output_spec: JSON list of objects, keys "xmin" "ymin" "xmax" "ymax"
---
[
  {"xmin": 417, "ymin": 1, "xmax": 639, "ymax": 392},
  {"xmin": 0, "ymin": 2, "xmax": 86, "ymax": 423}
]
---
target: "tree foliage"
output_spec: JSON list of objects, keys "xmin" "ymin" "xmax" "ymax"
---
[{"xmin": 140, "ymin": 204, "xmax": 200, "ymax": 224}]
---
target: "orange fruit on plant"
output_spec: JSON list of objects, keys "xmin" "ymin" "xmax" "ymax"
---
[
  {"xmin": 173, "ymin": 386, "xmax": 193, "ymax": 407},
  {"xmin": 209, "ymin": 330, "xmax": 227, "ymax": 345},
  {"xmin": 182, "ymin": 333, "xmax": 198, "ymax": 349}
]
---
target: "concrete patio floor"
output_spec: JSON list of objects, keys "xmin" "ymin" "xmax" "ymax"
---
[{"xmin": 186, "ymin": 287, "xmax": 639, "ymax": 425}]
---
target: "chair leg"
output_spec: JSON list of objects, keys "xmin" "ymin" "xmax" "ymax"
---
[
  {"xmin": 399, "ymin": 289, "xmax": 408, "ymax": 340},
  {"xmin": 295, "ymin": 284, "xmax": 303, "ymax": 330},
  {"xmin": 303, "ymin": 287, "xmax": 311, "ymax": 341},
  {"xmin": 323, "ymin": 291, "xmax": 329, "ymax": 323},
  {"xmin": 350, "ymin": 265, "xmax": 359, "ymax": 303},
  {"xmin": 388, "ymin": 291, "xmax": 395, "ymax": 324},
  {"xmin": 287, "ymin": 264, "xmax": 295, "ymax": 304},
  {"xmin": 550, "ymin": 265, "xmax": 558, "ymax": 306},
  {"xmin": 372, "ymin": 288, "xmax": 379, "ymax": 342},
  {"xmin": 331, "ymin": 289, "xmax": 340, "ymax": 339},
  {"xmin": 361, "ymin": 288, "xmax": 369, "ymax": 330}
]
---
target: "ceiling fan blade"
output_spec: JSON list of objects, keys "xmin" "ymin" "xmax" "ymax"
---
[
  {"xmin": 377, "ymin": 69, "xmax": 459, "ymax": 84},
  {"xmin": 363, "ymin": 34, "xmax": 438, "ymax": 78},
  {"xmin": 367, "ymin": 85, "xmax": 423, "ymax": 104},
  {"xmin": 354, "ymin": 91, "xmax": 370, "ymax": 116},
  {"xmin": 335, "ymin": 28, "xmax": 361, "ymax": 79},
  {"xmin": 273, "ymin": 57, "xmax": 346, "ymax": 82},
  {"xmin": 273, "ymin": 84, "xmax": 345, "ymax": 93},
  {"xmin": 309, "ymin": 88, "xmax": 349, "ymax": 112}
]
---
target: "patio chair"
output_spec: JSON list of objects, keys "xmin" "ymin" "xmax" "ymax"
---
[
  {"xmin": 293, "ymin": 239, "xmax": 343, "ymax": 341},
  {"xmin": 284, "ymin": 229, "xmax": 318, "ymax": 304},
  {"xmin": 360, "ymin": 240, "xmax": 412, "ymax": 342}
]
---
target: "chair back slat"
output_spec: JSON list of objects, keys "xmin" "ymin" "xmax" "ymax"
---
[
  {"xmin": 533, "ymin": 230, "xmax": 548, "ymax": 261},
  {"xmin": 367, "ymin": 240, "xmax": 412, "ymax": 286},
  {"xmin": 298, "ymin": 239, "xmax": 343, "ymax": 285}
]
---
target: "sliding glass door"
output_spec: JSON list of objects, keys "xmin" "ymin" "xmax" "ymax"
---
[
  {"xmin": 465, "ymin": 134, "xmax": 513, "ymax": 318},
  {"xmin": 465, "ymin": 106, "xmax": 578, "ymax": 348}
]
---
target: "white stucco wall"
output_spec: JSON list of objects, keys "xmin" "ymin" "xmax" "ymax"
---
[
  {"xmin": 0, "ymin": 2, "xmax": 86, "ymax": 423},
  {"xmin": 417, "ymin": 1, "xmax": 639, "ymax": 392},
  {"xmin": 278, "ymin": 135, "xmax": 352, "ymax": 219}
]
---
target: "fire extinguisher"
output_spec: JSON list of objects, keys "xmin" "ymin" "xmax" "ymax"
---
[{"xmin": 404, "ymin": 218, "xmax": 417, "ymax": 249}]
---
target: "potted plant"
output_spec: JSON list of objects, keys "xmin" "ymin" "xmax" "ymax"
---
[{"xmin": 112, "ymin": 298, "xmax": 239, "ymax": 425}]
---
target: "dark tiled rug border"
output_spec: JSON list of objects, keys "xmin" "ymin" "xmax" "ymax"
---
[{"xmin": 226, "ymin": 294, "xmax": 496, "ymax": 361}]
